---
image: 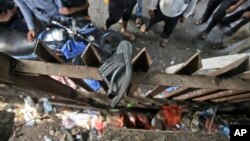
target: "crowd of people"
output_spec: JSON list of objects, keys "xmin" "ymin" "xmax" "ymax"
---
[{"xmin": 1, "ymin": 0, "xmax": 250, "ymax": 48}]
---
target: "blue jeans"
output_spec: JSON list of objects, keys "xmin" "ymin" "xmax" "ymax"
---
[{"xmin": 136, "ymin": 0, "xmax": 143, "ymax": 18}]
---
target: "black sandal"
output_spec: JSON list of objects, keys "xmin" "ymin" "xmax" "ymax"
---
[{"xmin": 99, "ymin": 41, "xmax": 133, "ymax": 108}]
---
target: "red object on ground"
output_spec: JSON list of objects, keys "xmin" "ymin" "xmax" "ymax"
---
[
  {"xmin": 205, "ymin": 118, "xmax": 217, "ymax": 132},
  {"xmin": 161, "ymin": 105, "xmax": 182, "ymax": 127},
  {"xmin": 135, "ymin": 113, "xmax": 155, "ymax": 130}
]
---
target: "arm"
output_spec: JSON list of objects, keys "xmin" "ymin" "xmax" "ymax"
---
[
  {"xmin": 0, "ymin": 7, "xmax": 17, "ymax": 22},
  {"xmin": 183, "ymin": 0, "xmax": 198, "ymax": 18},
  {"xmin": 226, "ymin": 0, "xmax": 246, "ymax": 14},
  {"xmin": 14, "ymin": 0, "xmax": 35, "ymax": 30},
  {"xmin": 14, "ymin": 0, "xmax": 36, "ymax": 41}
]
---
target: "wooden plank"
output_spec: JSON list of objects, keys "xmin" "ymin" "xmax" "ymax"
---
[
  {"xmin": 11, "ymin": 60, "xmax": 250, "ymax": 91},
  {"xmin": 212, "ymin": 93, "xmax": 250, "ymax": 102},
  {"xmin": 174, "ymin": 56, "xmax": 249, "ymax": 100},
  {"xmin": 146, "ymin": 52, "xmax": 202, "ymax": 98},
  {"xmin": 34, "ymin": 41, "xmax": 94, "ymax": 91},
  {"xmin": 127, "ymin": 48, "xmax": 153, "ymax": 96}
]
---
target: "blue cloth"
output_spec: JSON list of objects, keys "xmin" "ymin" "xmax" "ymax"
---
[
  {"xmin": 83, "ymin": 79, "xmax": 101, "ymax": 92},
  {"xmin": 61, "ymin": 39, "xmax": 87, "ymax": 59},
  {"xmin": 14, "ymin": 0, "xmax": 64, "ymax": 30},
  {"xmin": 136, "ymin": 0, "xmax": 143, "ymax": 17}
]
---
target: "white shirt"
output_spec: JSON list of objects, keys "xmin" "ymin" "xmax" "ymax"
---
[{"xmin": 149, "ymin": 0, "xmax": 198, "ymax": 18}]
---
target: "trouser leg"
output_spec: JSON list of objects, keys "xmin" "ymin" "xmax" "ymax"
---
[
  {"xmin": 205, "ymin": 0, "xmax": 237, "ymax": 33},
  {"xmin": 223, "ymin": 23, "xmax": 250, "ymax": 46},
  {"xmin": 161, "ymin": 15, "xmax": 181, "ymax": 39},
  {"xmin": 106, "ymin": 0, "xmax": 126, "ymax": 29},
  {"xmin": 201, "ymin": 0, "xmax": 222, "ymax": 22}
]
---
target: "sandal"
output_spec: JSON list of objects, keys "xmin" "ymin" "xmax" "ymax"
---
[{"xmin": 99, "ymin": 41, "xmax": 133, "ymax": 108}]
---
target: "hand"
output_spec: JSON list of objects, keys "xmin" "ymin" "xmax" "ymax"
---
[
  {"xmin": 241, "ymin": 11, "xmax": 250, "ymax": 19},
  {"xmin": 226, "ymin": 5, "xmax": 237, "ymax": 14},
  {"xmin": 149, "ymin": 10, "xmax": 155, "ymax": 18},
  {"xmin": 59, "ymin": 7, "xmax": 74, "ymax": 15},
  {"xmin": 27, "ymin": 30, "xmax": 36, "ymax": 42}
]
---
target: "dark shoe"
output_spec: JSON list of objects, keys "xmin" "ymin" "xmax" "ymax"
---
[
  {"xmin": 211, "ymin": 42, "xmax": 226, "ymax": 49},
  {"xmin": 198, "ymin": 31, "xmax": 207, "ymax": 40},
  {"xmin": 99, "ymin": 41, "xmax": 133, "ymax": 108}
]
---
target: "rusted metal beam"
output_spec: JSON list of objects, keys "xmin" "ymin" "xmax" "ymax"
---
[
  {"xmin": 81, "ymin": 44, "xmax": 102, "ymax": 67},
  {"xmin": 146, "ymin": 52, "xmax": 202, "ymax": 98},
  {"xmin": 212, "ymin": 93, "xmax": 250, "ymax": 102},
  {"xmin": 230, "ymin": 98, "xmax": 250, "ymax": 103},
  {"xmin": 34, "ymin": 41, "xmax": 65, "ymax": 63},
  {"xmin": 11, "ymin": 60, "xmax": 250, "ymax": 91},
  {"xmin": 174, "ymin": 56, "xmax": 249, "ymax": 100},
  {"xmin": 14, "ymin": 60, "xmax": 102, "ymax": 80},
  {"xmin": 81, "ymin": 45, "xmax": 108, "ymax": 92},
  {"xmin": 34, "ymin": 41, "xmax": 94, "ymax": 91},
  {"xmin": 127, "ymin": 48, "xmax": 153, "ymax": 96},
  {"xmin": 132, "ymin": 72, "xmax": 250, "ymax": 90},
  {"xmin": 193, "ymin": 90, "xmax": 246, "ymax": 101}
]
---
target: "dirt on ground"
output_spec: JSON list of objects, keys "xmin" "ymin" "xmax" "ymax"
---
[{"xmin": 103, "ymin": 128, "xmax": 229, "ymax": 141}]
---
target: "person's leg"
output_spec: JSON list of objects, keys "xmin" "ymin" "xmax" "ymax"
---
[
  {"xmin": 220, "ymin": 9, "xmax": 245, "ymax": 26},
  {"xmin": 224, "ymin": 23, "xmax": 250, "ymax": 46},
  {"xmin": 106, "ymin": 0, "xmax": 125, "ymax": 29},
  {"xmin": 160, "ymin": 15, "xmax": 181, "ymax": 46},
  {"xmin": 135, "ymin": 0, "xmax": 143, "ymax": 25},
  {"xmin": 197, "ymin": 0, "xmax": 222, "ymax": 24},
  {"xmin": 230, "ymin": 36, "xmax": 250, "ymax": 54},
  {"xmin": 136, "ymin": 0, "xmax": 143, "ymax": 18},
  {"xmin": 225, "ymin": 19, "xmax": 250, "ymax": 36},
  {"xmin": 121, "ymin": 0, "xmax": 137, "ymax": 31},
  {"xmin": 205, "ymin": 0, "xmax": 238, "ymax": 34}
]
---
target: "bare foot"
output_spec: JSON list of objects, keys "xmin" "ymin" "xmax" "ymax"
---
[{"xmin": 140, "ymin": 24, "xmax": 147, "ymax": 33}]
